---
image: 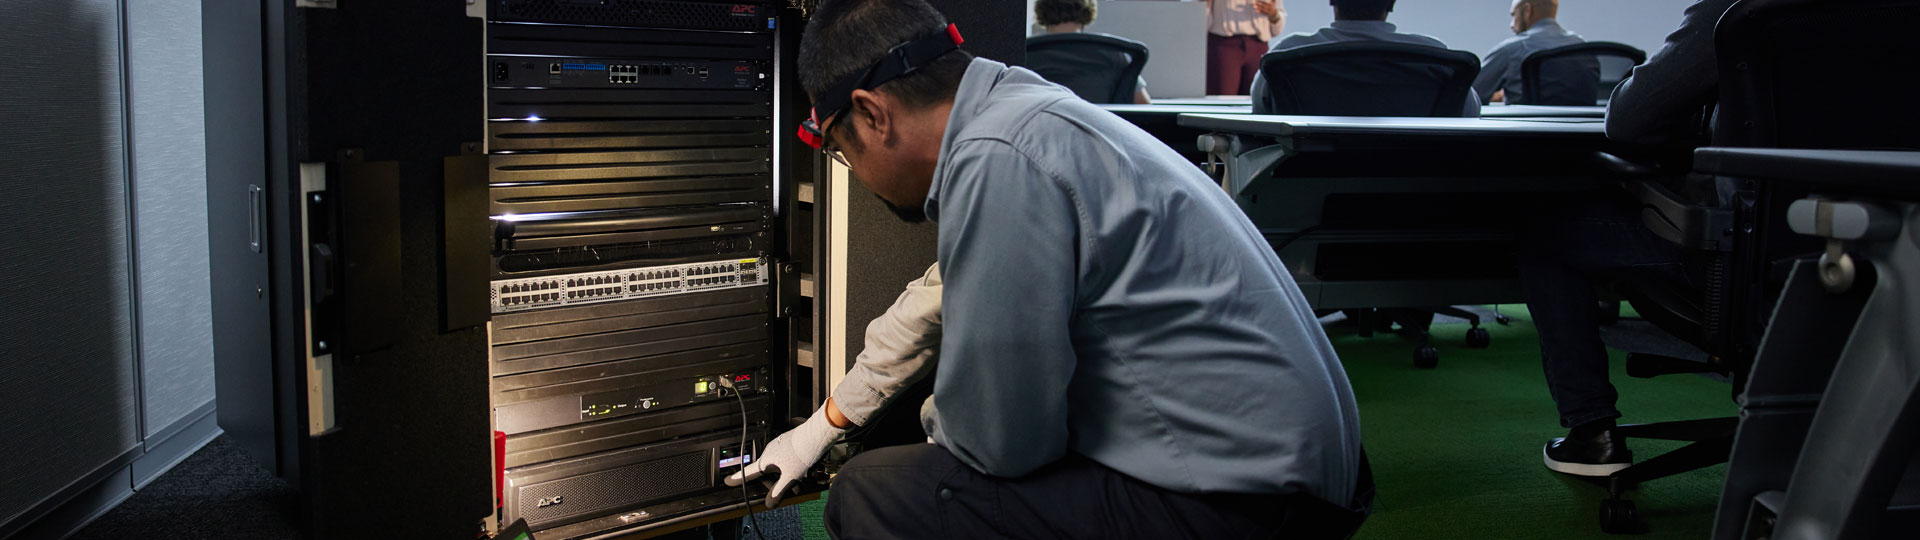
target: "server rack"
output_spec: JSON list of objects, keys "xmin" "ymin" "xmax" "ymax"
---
[
  {"xmin": 482, "ymin": 3, "xmax": 802, "ymax": 535},
  {"xmin": 205, "ymin": 1, "xmax": 1019, "ymax": 538},
  {"xmin": 207, "ymin": 1, "xmax": 827, "ymax": 538}
]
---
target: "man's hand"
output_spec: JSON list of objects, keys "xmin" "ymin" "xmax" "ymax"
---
[
  {"xmin": 724, "ymin": 402, "xmax": 848, "ymax": 508},
  {"xmin": 1255, "ymin": 0, "xmax": 1279, "ymax": 17}
]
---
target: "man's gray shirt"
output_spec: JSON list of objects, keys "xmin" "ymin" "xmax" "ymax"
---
[
  {"xmin": 915, "ymin": 58, "xmax": 1363, "ymax": 505},
  {"xmin": 1249, "ymin": 21, "xmax": 1481, "ymax": 116},
  {"xmin": 1474, "ymin": 18, "xmax": 1587, "ymax": 104}
]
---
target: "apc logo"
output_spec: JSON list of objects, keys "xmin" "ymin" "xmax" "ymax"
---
[
  {"xmin": 731, "ymin": 4, "xmax": 757, "ymax": 15},
  {"xmin": 536, "ymin": 496, "xmax": 564, "ymax": 508}
]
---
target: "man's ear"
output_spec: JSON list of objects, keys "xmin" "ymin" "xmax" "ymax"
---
[{"xmin": 849, "ymin": 89, "xmax": 891, "ymax": 145}]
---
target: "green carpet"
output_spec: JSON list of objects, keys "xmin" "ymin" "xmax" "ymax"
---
[
  {"xmin": 796, "ymin": 494, "xmax": 828, "ymax": 539},
  {"xmin": 797, "ymin": 306, "xmax": 1733, "ymax": 539}
]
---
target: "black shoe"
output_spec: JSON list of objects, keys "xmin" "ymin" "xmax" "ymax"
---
[{"xmin": 1543, "ymin": 428, "xmax": 1633, "ymax": 477}]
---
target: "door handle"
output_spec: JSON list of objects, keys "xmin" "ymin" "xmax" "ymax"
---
[{"xmin": 249, "ymin": 184, "xmax": 265, "ymax": 253}]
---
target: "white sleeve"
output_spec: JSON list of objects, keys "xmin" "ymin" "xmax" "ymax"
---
[{"xmin": 828, "ymin": 263, "xmax": 943, "ymax": 426}]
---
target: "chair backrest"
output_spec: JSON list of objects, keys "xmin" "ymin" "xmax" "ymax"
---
[
  {"xmin": 1715, "ymin": 0, "xmax": 1920, "ymax": 149},
  {"xmin": 1628, "ymin": 0, "xmax": 1920, "ymax": 364},
  {"xmin": 1024, "ymin": 32, "xmax": 1150, "ymax": 104},
  {"xmin": 1518, "ymin": 41, "xmax": 1646, "ymax": 106},
  {"xmin": 1256, "ymin": 41, "xmax": 1481, "ymax": 117}
]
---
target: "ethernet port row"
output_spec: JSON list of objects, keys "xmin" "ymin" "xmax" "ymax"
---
[{"xmin": 503, "ymin": 293, "xmax": 558, "ymax": 306}]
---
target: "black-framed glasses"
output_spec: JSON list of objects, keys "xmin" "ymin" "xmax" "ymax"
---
[{"xmin": 799, "ymin": 112, "xmax": 853, "ymax": 170}]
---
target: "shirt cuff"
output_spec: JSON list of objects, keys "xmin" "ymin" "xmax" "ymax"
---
[{"xmin": 830, "ymin": 368, "xmax": 889, "ymax": 427}]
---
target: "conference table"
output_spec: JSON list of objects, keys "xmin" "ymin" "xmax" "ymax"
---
[
  {"xmin": 1102, "ymin": 101, "xmax": 1606, "ymax": 161},
  {"xmin": 1173, "ymin": 112, "xmax": 1637, "ymax": 312}
]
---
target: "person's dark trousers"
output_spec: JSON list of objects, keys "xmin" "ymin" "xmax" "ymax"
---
[
  {"xmin": 1516, "ymin": 194, "xmax": 1689, "ymax": 429},
  {"xmin": 825, "ymin": 444, "xmax": 1370, "ymax": 540},
  {"xmin": 1207, "ymin": 34, "xmax": 1265, "ymax": 95}
]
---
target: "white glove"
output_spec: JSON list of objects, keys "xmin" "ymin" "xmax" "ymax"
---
[{"xmin": 724, "ymin": 405, "xmax": 846, "ymax": 507}]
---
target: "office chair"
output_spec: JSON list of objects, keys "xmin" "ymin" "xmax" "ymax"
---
[
  {"xmin": 1517, "ymin": 41, "xmax": 1646, "ymax": 106},
  {"xmin": 1257, "ymin": 41, "xmax": 1488, "ymax": 368},
  {"xmin": 1255, "ymin": 41, "xmax": 1481, "ymax": 117},
  {"xmin": 1597, "ymin": 0, "xmax": 1920, "ymax": 534},
  {"xmin": 1024, "ymin": 32, "xmax": 1150, "ymax": 104}
]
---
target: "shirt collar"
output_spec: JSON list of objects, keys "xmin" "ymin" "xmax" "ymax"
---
[
  {"xmin": 1524, "ymin": 18, "xmax": 1563, "ymax": 35},
  {"xmin": 1329, "ymin": 20, "xmax": 1398, "ymax": 34},
  {"xmin": 924, "ymin": 57, "xmax": 1012, "ymax": 222}
]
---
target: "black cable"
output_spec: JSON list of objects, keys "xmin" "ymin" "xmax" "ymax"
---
[{"xmin": 722, "ymin": 378, "xmax": 768, "ymax": 540}]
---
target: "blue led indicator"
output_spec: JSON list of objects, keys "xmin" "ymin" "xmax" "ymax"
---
[{"xmin": 768, "ymin": 18, "xmax": 776, "ymax": 30}]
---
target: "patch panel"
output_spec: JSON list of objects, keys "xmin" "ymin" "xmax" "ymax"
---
[{"xmin": 489, "ymin": 257, "xmax": 767, "ymax": 313}]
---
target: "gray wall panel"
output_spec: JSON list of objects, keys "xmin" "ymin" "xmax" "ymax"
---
[
  {"xmin": 1082, "ymin": 1, "xmax": 1694, "ymax": 67},
  {"xmin": 843, "ymin": 0, "xmax": 1026, "ymax": 359},
  {"xmin": 127, "ymin": 0, "xmax": 215, "ymax": 439},
  {"xmin": 0, "ymin": 0, "xmax": 142, "ymax": 528},
  {"xmin": 1276, "ymin": 0, "xmax": 1695, "ymax": 58}
]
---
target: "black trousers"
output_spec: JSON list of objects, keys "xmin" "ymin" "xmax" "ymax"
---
[
  {"xmin": 1516, "ymin": 194, "xmax": 1690, "ymax": 428},
  {"xmin": 824, "ymin": 444, "xmax": 1368, "ymax": 540}
]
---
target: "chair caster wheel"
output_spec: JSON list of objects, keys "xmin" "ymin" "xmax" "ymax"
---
[
  {"xmin": 1599, "ymin": 499, "xmax": 1643, "ymax": 534},
  {"xmin": 1465, "ymin": 327, "xmax": 1491, "ymax": 348},
  {"xmin": 1494, "ymin": 313, "xmax": 1512, "ymax": 325},
  {"xmin": 1413, "ymin": 346, "xmax": 1439, "ymax": 369}
]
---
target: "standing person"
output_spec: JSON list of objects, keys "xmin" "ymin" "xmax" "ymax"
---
[
  {"xmin": 1208, "ymin": 0, "xmax": 1286, "ymax": 95},
  {"xmin": 731, "ymin": 0, "xmax": 1370, "ymax": 537}
]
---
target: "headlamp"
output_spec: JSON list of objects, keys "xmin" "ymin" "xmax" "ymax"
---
[{"xmin": 798, "ymin": 23, "xmax": 965, "ymax": 149}]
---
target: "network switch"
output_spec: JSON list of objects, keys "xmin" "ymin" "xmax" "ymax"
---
[{"xmin": 490, "ymin": 258, "xmax": 766, "ymax": 313}]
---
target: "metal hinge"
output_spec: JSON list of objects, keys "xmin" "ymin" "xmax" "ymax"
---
[{"xmin": 773, "ymin": 260, "xmax": 800, "ymax": 318}]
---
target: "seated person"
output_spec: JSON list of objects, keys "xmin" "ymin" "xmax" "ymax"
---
[
  {"xmin": 1607, "ymin": 0, "xmax": 1733, "ymax": 145},
  {"xmin": 1031, "ymin": 0, "xmax": 1152, "ymax": 104},
  {"xmin": 1473, "ymin": 0, "xmax": 1588, "ymax": 104},
  {"xmin": 1520, "ymin": 0, "xmax": 1736, "ymax": 477},
  {"xmin": 1249, "ymin": 0, "xmax": 1481, "ymax": 115}
]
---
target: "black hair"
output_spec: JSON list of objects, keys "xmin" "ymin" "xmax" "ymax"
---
[
  {"xmin": 1331, "ymin": 0, "xmax": 1397, "ymax": 21},
  {"xmin": 1035, "ymin": 0, "xmax": 1097, "ymax": 27},
  {"xmin": 797, "ymin": 0, "xmax": 975, "ymax": 111}
]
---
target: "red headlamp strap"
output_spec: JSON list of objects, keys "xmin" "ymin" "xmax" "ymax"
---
[{"xmin": 796, "ymin": 24, "xmax": 967, "ymax": 147}]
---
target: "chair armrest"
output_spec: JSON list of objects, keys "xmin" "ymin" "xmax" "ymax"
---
[
  {"xmin": 1622, "ymin": 179, "xmax": 1735, "ymax": 251},
  {"xmin": 1593, "ymin": 151, "xmax": 1665, "ymax": 177}
]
